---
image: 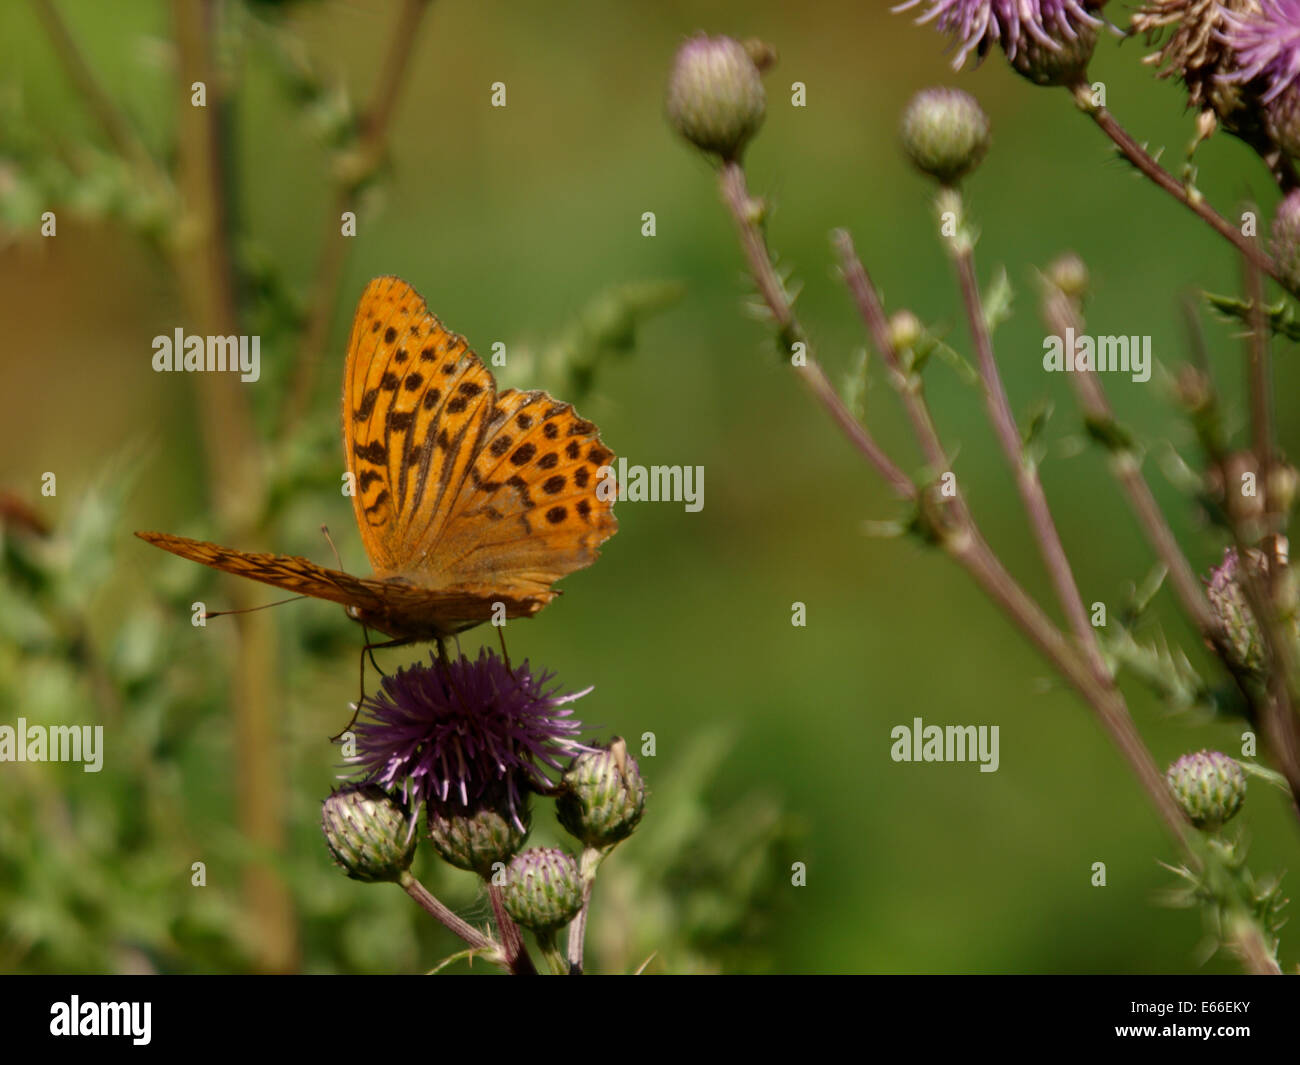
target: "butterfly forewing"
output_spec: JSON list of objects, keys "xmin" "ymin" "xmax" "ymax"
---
[{"xmin": 344, "ymin": 276, "xmax": 495, "ymax": 576}]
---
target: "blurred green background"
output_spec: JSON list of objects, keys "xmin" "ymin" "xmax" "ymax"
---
[{"xmin": 1, "ymin": 0, "xmax": 1296, "ymax": 974}]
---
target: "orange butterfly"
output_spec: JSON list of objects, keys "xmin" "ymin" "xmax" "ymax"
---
[{"xmin": 137, "ymin": 276, "xmax": 618, "ymax": 642}]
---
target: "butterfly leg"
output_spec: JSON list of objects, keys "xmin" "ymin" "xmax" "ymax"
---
[
  {"xmin": 496, "ymin": 625, "xmax": 512, "ymax": 671},
  {"xmin": 333, "ymin": 632, "xmax": 413, "ymax": 742}
]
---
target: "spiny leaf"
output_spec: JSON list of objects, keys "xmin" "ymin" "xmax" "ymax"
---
[{"xmin": 1204, "ymin": 291, "xmax": 1300, "ymax": 343}]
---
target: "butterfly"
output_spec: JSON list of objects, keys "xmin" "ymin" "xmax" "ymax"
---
[{"xmin": 137, "ymin": 276, "xmax": 618, "ymax": 643}]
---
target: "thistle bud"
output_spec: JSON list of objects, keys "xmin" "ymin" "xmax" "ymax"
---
[
  {"xmin": 1047, "ymin": 252, "xmax": 1090, "ymax": 300},
  {"xmin": 1272, "ymin": 190, "xmax": 1300, "ymax": 292},
  {"xmin": 321, "ymin": 784, "xmax": 415, "ymax": 884},
  {"xmin": 899, "ymin": 88, "xmax": 990, "ymax": 186},
  {"xmin": 888, "ymin": 310, "xmax": 924, "ymax": 355},
  {"xmin": 501, "ymin": 847, "xmax": 584, "ymax": 933},
  {"xmin": 427, "ymin": 792, "xmax": 530, "ymax": 878},
  {"xmin": 666, "ymin": 35, "xmax": 766, "ymax": 162},
  {"xmin": 1167, "ymin": 751, "xmax": 1247, "ymax": 831},
  {"xmin": 1205, "ymin": 548, "xmax": 1267, "ymax": 675},
  {"xmin": 556, "ymin": 738, "xmax": 646, "ymax": 848}
]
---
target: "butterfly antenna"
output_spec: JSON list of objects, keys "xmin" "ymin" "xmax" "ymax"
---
[
  {"xmin": 320, "ymin": 524, "xmax": 345, "ymax": 569},
  {"xmin": 203, "ymin": 595, "xmax": 308, "ymax": 620}
]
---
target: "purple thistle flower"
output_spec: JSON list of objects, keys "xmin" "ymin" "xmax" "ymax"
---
[
  {"xmin": 350, "ymin": 649, "xmax": 591, "ymax": 828},
  {"xmin": 894, "ymin": 0, "xmax": 1105, "ymax": 69},
  {"xmin": 1219, "ymin": 0, "xmax": 1300, "ymax": 103}
]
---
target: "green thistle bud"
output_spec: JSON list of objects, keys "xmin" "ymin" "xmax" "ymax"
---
[
  {"xmin": 888, "ymin": 310, "xmax": 923, "ymax": 354},
  {"xmin": 556, "ymin": 738, "xmax": 646, "ymax": 848},
  {"xmin": 500, "ymin": 847, "xmax": 584, "ymax": 934},
  {"xmin": 899, "ymin": 88, "xmax": 990, "ymax": 186},
  {"xmin": 1271, "ymin": 190, "xmax": 1300, "ymax": 292},
  {"xmin": 666, "ymin": 35, "xmax": 766, "ymax": 162},
  {"xmin": 1047, "ymin": 252, "xmax": 1090, "ymax": 300},
  {"xmin": 1167, "ymin": 750, "xmax": 1247, "ymax": 831},
  {"xmin": 427, "ymin": 792, "xmax": 530, "ymax": 877},
  {"xmin": 321, "ymin": 784, "xmax": 416, "ymax": 884}
]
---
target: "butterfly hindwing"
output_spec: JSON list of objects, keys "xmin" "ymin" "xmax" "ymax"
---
[{"xmin": 428, "ymin": 388, "xmax": 618, "ymax": 600}]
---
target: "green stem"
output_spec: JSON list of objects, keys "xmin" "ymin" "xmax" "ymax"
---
[
  {"xmin": 535, "ymin": 929, "xmax": 568, "ymax": 975},
  {"xmin": 565, "ymin": 846, "xmax": 605, "ymax": 974}
]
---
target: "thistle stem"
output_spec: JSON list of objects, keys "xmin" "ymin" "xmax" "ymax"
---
[
  {"xmin": 1071, "ymin": 84, "xmax": 1292, "ymax": 295},
  {"xmin": 727, "ymin": 181, "xmax": 1189, "ymax": 845},
  {"xmin": 1041, "ymin": 285, "xmax": 1222, "ymax": 646},
  {"xmin": 535, "ymin": 930, "xmax": 568, "ymax": 975},
  {"xmin": 565, "ymin": 845, "xmax": 604, "ymax": 975},
  {"xmin": 399, "ymin": 870, "xmax": 498, "ymax": 954},
  {"xmin": 945, "ymin": 192, "xmax": 1111, "ymax": 689},
  {"xmin": 488, "ymin": 882, "xmax": 538, "ymax": 975},
  {"xmin": 718, "ymin": 163, "xmax": 917, "ymax": 501}
]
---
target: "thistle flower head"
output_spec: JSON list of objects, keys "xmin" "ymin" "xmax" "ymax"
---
[
  {"xmin": 1218, "ymin": 0, "xmax": 1300, "ymax": 153},
  {"xmin": 894, "ymin": 0, "xmax": 1106, "ymax": 80},
  {"xmin": 351, "ymin": 649, "xmax": 590, "ymax": 829},
  {"xmin": 1219, "ymin": 0, "xmax": 1300, "ymax": 104}
]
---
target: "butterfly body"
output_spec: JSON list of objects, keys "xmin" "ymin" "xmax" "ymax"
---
[{"xmin": 137, "ymin": 277, "xmax": 617, "ymax": 640}]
